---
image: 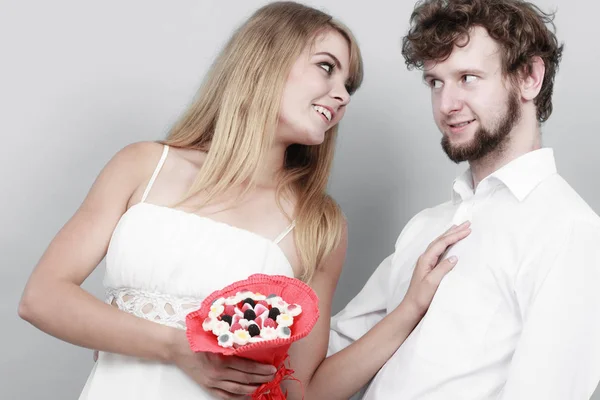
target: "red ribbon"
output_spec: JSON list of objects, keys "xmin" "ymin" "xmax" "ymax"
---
[{"xmin": 252, "ymin": 360, "xmax": 303, "ymax": 399}]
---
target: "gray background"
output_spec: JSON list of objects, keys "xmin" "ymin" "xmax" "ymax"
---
[{"xmin": 2, "ymin": 0, "xmax": 599, "ymax": 398}]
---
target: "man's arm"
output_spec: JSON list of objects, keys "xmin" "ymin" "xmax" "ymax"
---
[
  {"xmin": 328, "ymin": 253, "xmax": 394, "ymax": 356},
  {"xmin": 326, "ymin": 254, "xmax": 403, "ymax": 400},
  {"xmin": 329, "ymin": 210, "xmax": 432, "ymax": 356},
  {"xmin": 501, "ymin": 221, "xmax": 600, "ymax": 399}
]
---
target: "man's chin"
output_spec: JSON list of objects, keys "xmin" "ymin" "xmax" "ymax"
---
[{"xmin": 441, "ymin": 138, "xmax": 476, "ymax": 163}]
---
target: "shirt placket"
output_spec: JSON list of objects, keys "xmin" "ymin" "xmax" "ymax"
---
[
  {"xmin": 452, "ymin": 197, "xmax": 476, "ymax": 225},
  {"xmin": 452, "ymin": 181, "xmax": 499, "ymax": 225}
]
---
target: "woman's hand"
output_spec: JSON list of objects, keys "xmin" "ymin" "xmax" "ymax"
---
[
  {"xmin": 403, "ymin": 221, "xmax": 471, "ymax": 315},
  {"xmin": 169, "ymin": 330, "xmax": 276, "ymax": 399}
]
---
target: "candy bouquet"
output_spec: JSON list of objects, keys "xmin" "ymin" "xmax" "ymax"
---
[{"xmin": 186, "ymin": 274, "xmax": 319, "ymax": 399}]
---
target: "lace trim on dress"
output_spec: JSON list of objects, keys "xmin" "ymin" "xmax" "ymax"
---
[{"xmin": 106, "ymin": 287, "xmax": 201, "ymax": 330}]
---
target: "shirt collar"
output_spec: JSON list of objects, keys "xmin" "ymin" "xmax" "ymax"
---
[{"xmin": 451, "ymin": 148, "xmax": 557, "ymax": 203}]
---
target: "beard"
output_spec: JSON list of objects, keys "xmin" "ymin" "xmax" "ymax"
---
[{"xmin": 441, "ymin": 89, "xmax": 521, "ymax": 163}]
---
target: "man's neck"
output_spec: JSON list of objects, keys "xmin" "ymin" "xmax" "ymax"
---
[{"xmin": 469, "ymin": 117, "xmax": 541, "ymax": 188}]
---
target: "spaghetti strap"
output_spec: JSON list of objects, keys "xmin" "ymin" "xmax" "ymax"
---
[
  {"xmin": 141, "ymin": 145, "xmax": 169, "ymax": 203},
  {"xmin": 274, "ymin": 221, "xmax": 296, "ymax": 244}
]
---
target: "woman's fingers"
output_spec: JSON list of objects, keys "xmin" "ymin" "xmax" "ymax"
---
[
  {"xmin": 428, "ymin": 256, "xmax": 459, "ymax": 285},
  {"xmin": 213, "ymin": 379, "xmax": 260, "ymax": 396},
  {"xmin": 225, "ymin": 356, "xmax": 276, "ymax": 376},
  {"xmin": 421, "ymin": 224, "xmax": 471, "ymax": 267},
  {"xmin": 223, "ymin": 368, "xmax": 275, "ymax": 385}
]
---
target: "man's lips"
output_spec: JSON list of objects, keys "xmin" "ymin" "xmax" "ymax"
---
[{"xmin": 447, "ymin": 119, "xmax": 476, "ymax": 128}]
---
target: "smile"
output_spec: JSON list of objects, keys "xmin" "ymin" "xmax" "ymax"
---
[
  {"xmin": 312, "ymin": 104, "xmax": 332, "ymax": 122},
  {"xmin": 449, "ymin": 119, "xmax": 475, "ymax": 128}
]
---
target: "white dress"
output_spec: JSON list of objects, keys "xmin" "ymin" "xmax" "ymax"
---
[{"xmin": 79, "ymin": 145, "xmax": 296, "ymax": 399}]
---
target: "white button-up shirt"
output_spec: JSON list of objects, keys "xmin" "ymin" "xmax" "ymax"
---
[{"xmin": 329, "ymin": 149, "xmax": 600, "ymax": 399}]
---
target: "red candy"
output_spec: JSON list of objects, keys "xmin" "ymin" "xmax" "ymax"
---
[
  {"xmin": 230, "ymin": 323, "xmax": 243, "ymax": 332},
  {"xmin": 224, "ymin": 305, "xmax": 236, "ymax": 316},
  {"xmin": 257, "ymin": 300, "xmax": 269, "ymax": 308},
  {"xmin": 254, "ymin": 304, "xmax": 269, "ymax": 316},
  {"xmin": 255, "ymin": 316, "xmax": 263, "ymax": 328},
  {"xmin": 263, "ymin": 318, "xmax": 277, "ymax": 328}
]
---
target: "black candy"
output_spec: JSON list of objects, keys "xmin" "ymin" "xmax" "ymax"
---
[
  {"xmin": 248, "ymin": 324, "xmax": 261, "ymax": 337},
  {"xmin": 221, "ymin": 315, "xmax": 232, "ymax": 325},
  {"xmin": 268, "ymin": 307, "xmax": 281, "ymax": 320},
  {"xmin": 244, "ymin": 309, "xmax": 257, "ymax": 320},
  {"xmin": 242, "ymin": 298, "xmax": 256, "ymax": 308}
]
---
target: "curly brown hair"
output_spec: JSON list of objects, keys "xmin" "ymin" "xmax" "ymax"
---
[{"xmin": 401, "ymin": 0, "xmax": 564, "ymax": 123}]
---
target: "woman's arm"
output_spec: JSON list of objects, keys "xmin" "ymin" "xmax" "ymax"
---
[
  {"xmin": 285, "ymin": 222, "xmax": 471, "ymax": 400},
  {"xmin": 19, "ymin": 142, "xmax": 177, "ymax": 359},
  {"xmin": 19, "ymin": 142, "xmax": 275, "ymax": 399}
]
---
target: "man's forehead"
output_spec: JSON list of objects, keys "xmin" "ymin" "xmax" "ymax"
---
[{"xmin": 423, "ymin": 26, "xmax": 502, "ymax": 74}]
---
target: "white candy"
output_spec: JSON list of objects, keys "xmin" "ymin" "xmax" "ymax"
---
[
  {"xmin": 276, "ymin": 325, "xmax": 291, "ymax": 339},
  {"xmin": 202, "ymin": 317, "xmax": 215, "ymax": 332},
  {"xmin": 211, "ymin": 321, "xmax": 230, "ymax": 336},
  {"xmin": 238, "ymin": 319, "xmax": 250, "ymax": 329},
  {"xmin": 285, "ymin": 304, "xmax": 302, "ymax": 317},
  {"xmin": 225, "ymin": 296, "xmax": 239, "ymax": 306},
  {"xmin": 265, "ymin": 295, "xmax": 283, "ymax": 306},
  {"xmin": 260, "ymin": 326, "xmax": 278, "ymax": 340},
  {"xmin": 212, "ymin": 298, "xmax": 226, "ymax": 307},
  {"xmin": 252, "ymin": 293, "xmax": 267, "ymax": 301},
  {"xmin": 238, "ymin": 291, "xmax": 254, "ymax": 300},
  {"xmin": 233, "ymin": 329, "xmax": 251, "ymax": 346},
  {"xmin": 217, "ymin": 333, "xmax": 234, "ymax": 348},
  {"xmin": 209, "ymin": 304, "xmax": 225, "ymax": 319},
  {"xmin": 276, "ymin": 313, "xmax": 293, "ymax": 328}
]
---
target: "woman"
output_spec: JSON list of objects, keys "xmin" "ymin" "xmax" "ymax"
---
[{"xmin": 19, "ymin": 2, "xmax": 470, "ymax": 399}]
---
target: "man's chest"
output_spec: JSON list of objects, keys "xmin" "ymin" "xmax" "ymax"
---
[{"xmin": 384, "ymin": 207, "xmax": 544, "ymax": 369}]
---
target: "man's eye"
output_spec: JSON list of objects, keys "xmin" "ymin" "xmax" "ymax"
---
[
  {"xmin": 430, "ymin": 79, "xmax": 443, "ymax": 89},
  {"xmin": 319, "ymin": 62, "xmax": 334, "ymax": 74},
  {"xmin": 463, "ymin": 75, "xmax": 477, "ymax": 83}
]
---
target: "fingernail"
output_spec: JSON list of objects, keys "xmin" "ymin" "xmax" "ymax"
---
[{"xmin": 448, "ymin": 256, "xmax": 458, "ymax": 263}]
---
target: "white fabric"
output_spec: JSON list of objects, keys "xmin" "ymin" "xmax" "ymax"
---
[
  {"xmin": 79, "ymin": 146, "xmax": 295, "ymax": 399},
  {"xmin": 329, "ymin": 148, "xmax": 600, "ymax": 400},
  {"xmin": 274, "ymin": 221, "xmax": 296, "ymax": 244},
  {"xmin": 140, "ymin": 145, "xmax": 169, "ymax": 203}
]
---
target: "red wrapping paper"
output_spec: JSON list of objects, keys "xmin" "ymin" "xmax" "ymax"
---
[{"xmin": 186, "ymin": 274, "xmax": 319, "ymax": 399}]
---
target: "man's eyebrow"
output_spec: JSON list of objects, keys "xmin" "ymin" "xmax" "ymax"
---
[
  {"xmin": 422, "ymin": 72, "xmax": 438, "ymax": 81},
  {"xmin": 314, "ymin": 52, "xmax": 344, "ymax": 71},
  {"xmin": 456, "ymin": 68, "xmax": 486, "ymax": 76},
  {"xmin": 423, "ymin": 68, "xmax": 486, "ymax": 81}
]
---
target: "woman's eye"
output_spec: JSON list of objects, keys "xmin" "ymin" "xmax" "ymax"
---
[
  {"xmin": 319, "ymin": 62, "xmax": 334, "ymax": 74},
  {"xmin": 463, "ymin": 74, "xmax": 477, "ymax": 83}
]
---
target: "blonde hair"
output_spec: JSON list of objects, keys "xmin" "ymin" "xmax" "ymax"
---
[{"xmin": 162, "ymin": 1, "xmax": 363, "ymax": 282}]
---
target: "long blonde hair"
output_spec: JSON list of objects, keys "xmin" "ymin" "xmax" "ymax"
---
[{"xmin": 162, "ymin": 1, "xmax": 363, "ymax": 282}]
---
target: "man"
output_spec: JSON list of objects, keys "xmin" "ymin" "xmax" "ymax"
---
[{"xmin": 329, "ymin": 0, "xmax": 600, "ymax": 399}]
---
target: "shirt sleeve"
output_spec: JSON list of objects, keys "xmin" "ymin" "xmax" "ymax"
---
[
  {"xmin": 328, "ymin": 253, "xmax": 393, "ymax": 357},
  {"xmin": 328, "ymin": 210, "xmax": 428, "ymax": 357},
  {"xmin": 501, "ymin": 221, "xmax": 600, "ymax": 399}
]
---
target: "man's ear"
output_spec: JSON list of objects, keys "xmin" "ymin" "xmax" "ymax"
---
[{"xmin": 519, "ymin": 56, "xmax": 545, "ymax": 101}]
